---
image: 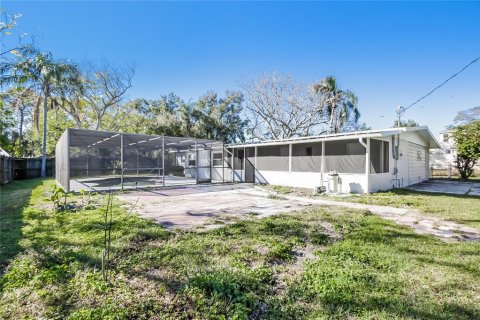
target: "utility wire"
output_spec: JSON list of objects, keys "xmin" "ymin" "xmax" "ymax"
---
[{"xmin": 403, "ymin": 56, "xmax": 480, "ymax": 112}]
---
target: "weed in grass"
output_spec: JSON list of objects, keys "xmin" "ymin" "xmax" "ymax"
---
[
  {"xmin": 270, "ymin": 185, "xmax": 292, "ymax": 194},
  {"xmin": 267, "ymin": 194, "xmax": 287, "ymax": 200},
  {"xmin": 1, "ymin": 180, "xmax": 480, "ymax": 319}
]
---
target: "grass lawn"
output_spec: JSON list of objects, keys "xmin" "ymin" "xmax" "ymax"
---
[
  {"xmin": 323, "ymin": 188, "xmax": 480, "ymax": 229},
  {"xmin": 1, "ymin": 179, "xmax": 480, "ymax": 319}
]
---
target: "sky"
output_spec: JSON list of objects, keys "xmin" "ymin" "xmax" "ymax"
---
[{"xmin": 2, "ymin": 1, "xmax": 480, "ymax": 137}]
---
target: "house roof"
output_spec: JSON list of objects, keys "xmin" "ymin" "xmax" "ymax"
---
[
  {"xmin": 228, "ymin": 126, "xmax": 441, "ymax": 149},
  {"xmin": 0, "ymin": 147, "xmax": 11, "ymax": 157}
]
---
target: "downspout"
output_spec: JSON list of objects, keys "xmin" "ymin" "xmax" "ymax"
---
[{"xmin": 359, "ymin": 137, "xmax": 369, "ymax": 193}]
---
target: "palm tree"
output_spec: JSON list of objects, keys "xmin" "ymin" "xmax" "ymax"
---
[
  {"xmin": 313, "ymin": 76, "xmax": 360, "ymax": 134},
  {"xmin": 0, "ymin": 49, "xmax": 79, "ymax": 176},
  {"xmin": 0, "ymin": 86, "xmax": 39, "ymax": 155}
]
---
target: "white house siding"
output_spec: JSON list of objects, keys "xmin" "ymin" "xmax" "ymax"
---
[
  {"xmin": 227, "ymin": 127, "xmax": 438, "ymax": 194},
  {"xmin": 254, "ymin": 170, "xmax": 367, "ymax": 193},
  {"xmin": 408, "ymin": 142, "xmax": 428, "ymax": 184}
]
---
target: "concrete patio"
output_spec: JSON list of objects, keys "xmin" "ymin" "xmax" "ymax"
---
[
  {"xmin": 117, "ymin": 183, "xmax": 479, "ymax": 242},
  {"xmin": 405, "ymin": 179, "xmax": 480, "ymax": 196}
]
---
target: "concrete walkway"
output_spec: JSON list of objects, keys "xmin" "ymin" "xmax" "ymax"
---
[
  {"xmin": 276, "ymin": 191, "xmax": 480, "ymax": 242},
  {"xmin": 406, "ymin": 179, "xmax": 480, "ymax": 196},
  {"xmin": 118, "ymin": 184, "xmax": 479, "ymax": 242}
]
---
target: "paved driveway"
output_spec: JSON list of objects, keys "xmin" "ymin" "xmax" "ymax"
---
[{"xmin": 406, "ymin": 179, "xmax": 480, "ymax": 196}]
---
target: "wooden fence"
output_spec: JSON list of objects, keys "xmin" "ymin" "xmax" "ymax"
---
[
  {"xmin": 0, "ymin": 155, "xmax": 14, "ymax": 184},
  {"xmin": 0, "ymin": 157, "xmax": 55, "ymax": 184}
]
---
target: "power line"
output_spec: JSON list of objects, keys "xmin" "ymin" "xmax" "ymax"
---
[{"xmin": 403, "ymin": 56, "xmax": 480, "ymax": 112}]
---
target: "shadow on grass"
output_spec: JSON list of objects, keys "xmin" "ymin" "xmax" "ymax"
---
[{"xmin": 0, "ymin": 179, "xmax": 44, "ymax": 272}]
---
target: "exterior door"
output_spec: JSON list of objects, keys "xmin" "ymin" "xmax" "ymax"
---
[{"xmin": 245, "ymin": 147, "xmax": 255, "ymax": 183}]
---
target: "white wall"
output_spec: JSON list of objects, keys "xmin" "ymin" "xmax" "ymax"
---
[
  {"xmin": 229, "ymin": 130, "xmax": 434, "ymax": 193},
  {"xmin": 255, "ymin": 170, "xmax": 367, "ymax": 193}
]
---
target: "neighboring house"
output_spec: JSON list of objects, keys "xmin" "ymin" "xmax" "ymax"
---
[
  {"xmin": 430, "ymin": 129, "xmax": 480, "ymax": 175},
  {"xmin": 227, "ymin": 126, "xmax": 440, "ymax": 193},
  {"xmin": 430, "ymin": 129, "xmax": 456, "ymax": 169}
]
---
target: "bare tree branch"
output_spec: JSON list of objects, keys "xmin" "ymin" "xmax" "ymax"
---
[{"xmin": 241, "ymin": 73, "xmax": 327, "ymax": 140}]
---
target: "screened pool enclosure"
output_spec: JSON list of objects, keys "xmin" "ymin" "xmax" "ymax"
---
[{"xmin": 56, "ymin": 129, "xmax": 231, "ymax": 192}]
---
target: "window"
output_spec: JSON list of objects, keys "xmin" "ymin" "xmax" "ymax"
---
[
  {"xmin": 306, "ymin": 147, "xmax": 312, "ymax": 156},
  {"xmin": 212, "ymin": 152, "xmax": 222, "ymax": 167},
  {"xmin": 443, "ymin": 134, "xmax": 449, "ymax": 143},
  {"xmin": 417, "ymin": 150, "xmax": 422, "ymax": 161},
  {"xmin": 370, "ymin": 139, "xmax": 389, "ymax": 173}
]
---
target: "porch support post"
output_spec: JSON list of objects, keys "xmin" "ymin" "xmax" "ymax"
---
[
  {"xmin": 243, "ymin": 147, "xmax": 246, "ymax": 182},
  {"xmin": 232, "ymin": 148, "xmax": 235, "ymax": 183},
  {"xmin": 366, "ymin": 138, "xmax": 370, "ymax": 193},
  {"xmin": 254, "ymin": 146, "xmax": 257, "ymax": 183}
]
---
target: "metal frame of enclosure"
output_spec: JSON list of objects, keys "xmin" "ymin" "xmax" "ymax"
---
[{"xmin": 56, "ymin": 128, "xmax": 231, "ymax": 192}]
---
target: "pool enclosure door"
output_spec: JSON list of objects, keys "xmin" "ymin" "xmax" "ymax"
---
[{"xmin": 245, "ymin": 147, "xmax": 255, "ymax": 183}]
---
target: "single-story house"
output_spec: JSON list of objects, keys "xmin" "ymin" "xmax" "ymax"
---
[{"xmin": 226, "ymin": 126, "xmax": 440, "ymax": 193}]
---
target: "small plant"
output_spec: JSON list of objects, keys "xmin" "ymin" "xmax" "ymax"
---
[
  {"xmin": 79, "ymin": 187, "xmax": 96, "ymax": 210},
  {"xmin": 50, "ymin": 185, "xmax": 72, "ymax": 211},
  {"xmin": 271, "ymin": 185, "xmax": 292, "ymax": 194}
]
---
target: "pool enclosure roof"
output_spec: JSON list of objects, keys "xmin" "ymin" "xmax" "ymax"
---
[
  {"xmin": 69, "ymin": 128, "xmax": 223, "ymax": 150},
  {"xmin": 227, "ymin": 126, "xmax": 441, "ymax": 149}
]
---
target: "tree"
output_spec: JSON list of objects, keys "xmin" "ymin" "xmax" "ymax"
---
[
  {"xmin": 0, "ymin": 10, "xmax": 33, "ymax": 59},
  {"xmin": 392, "ymin": 119, "xmax": 419, "ymax": 128},
  {"xmin": 192, "ymin": 91, "xmax": 248, "ymax": 143},
  {"xmin": 453, "ymin": 106, "xmax": 480, "ymax": 125},
  {"xmin": 242, "ymin": 73, "xmax": 326, "ymax": 140},
  {"xmin": 82, "ymin": 63, "xmax": 135, "ymax": 130},
  {"xmin": 453, "ymin": 121, "xmax": 480, "ymax": 180},
  {"xmin": 313, "ymin": 76, "xmax": 360, "ymax": 134},
  {"xmin": 0, "ymin": 49, "xmax": 80, "ymax": 176},
  {"xmin": 0, "ymin": 99, "xmax": 16, "ymax": 153},
  {"xmin": 0, "ymin": 86, "xmax": 38, "ymax": 155}
]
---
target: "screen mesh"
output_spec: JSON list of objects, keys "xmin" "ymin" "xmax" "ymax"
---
[
  {"xmin": 292, "ymin": 142, "xmax": 322, "ymax": 172},
  {"xmin": 62, "ymin": 128, "xmax": 223, "ymax": 191},
  {"xmin": 256, "ymin": 145, "xmax": 289, "ymax": 171},
  {"xmin": 324, "ymin": 139, "xmax": 366, "ymax": 174}
]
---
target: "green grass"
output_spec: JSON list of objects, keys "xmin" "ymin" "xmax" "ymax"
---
[
  {"xmin": 324, "ymin": 188, "xmax": 480, "ymax": 229},
  {"xmin": 1, "ymin": 180, "xmax": 480, "ymax": 319}
]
